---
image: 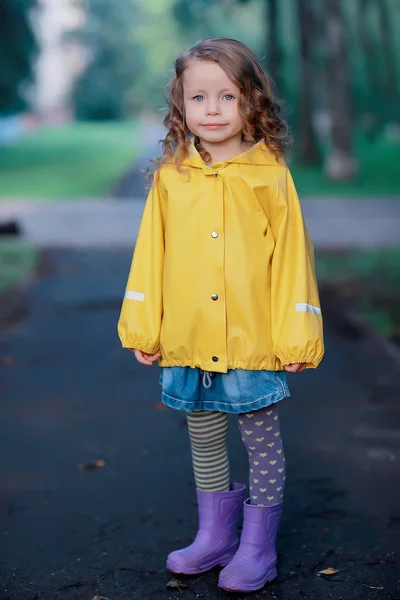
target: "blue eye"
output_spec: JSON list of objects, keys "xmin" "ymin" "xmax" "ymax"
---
[
  {"xmin": 224, "ymin": 94, "xmax": 234, "ymax": 101},
  {"xmin": 194, "ymin": 95, "xmax": 205, "ymax": 102}
]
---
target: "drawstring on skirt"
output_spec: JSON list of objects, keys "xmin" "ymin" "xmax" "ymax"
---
[{"xmin": 201, "ymin": 370, "xmax": 213, "ymax": 389}]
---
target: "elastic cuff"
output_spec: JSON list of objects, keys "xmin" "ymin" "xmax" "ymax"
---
[
  {"xmin": 123, "ymin": 342, "xmax": 159, "ymax": 355},
  {"xmin": 278, "ymin": 354, "xmax": 324, "ymax": 369}
]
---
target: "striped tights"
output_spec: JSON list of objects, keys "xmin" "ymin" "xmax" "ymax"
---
[{"xmin": 186, "ymin": 406, "xmax": 285, "ymax": 506}]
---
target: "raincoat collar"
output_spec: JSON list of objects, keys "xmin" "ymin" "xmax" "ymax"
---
[{"xmin": 183, "ymin": 136, "xmax": 285, "ymax": 170}]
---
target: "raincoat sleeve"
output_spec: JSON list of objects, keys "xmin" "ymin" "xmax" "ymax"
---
[
  {"xmin": 269, "ymin": 169, "xmax": 324, "ymax": 369},
  {"xmin": 118, "ymin": 175, "xmax": 166, "ymax": 354}
]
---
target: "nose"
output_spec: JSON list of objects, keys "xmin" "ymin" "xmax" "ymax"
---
[{"xmin": 206, "ymin": 101, "xmax": 221, "ymax": 116}]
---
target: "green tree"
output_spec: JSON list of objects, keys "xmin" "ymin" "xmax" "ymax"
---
[
  {"xmin": 356, "ymin": 0, "xmax": 399, "ymax": 124},
  {"xmin": 296, "ymin": 0, "xmax": 320, "ymax": 164},
  {"xmin": 173, "ymin": 0, "xmax": 281, "ymax": 80},
  {"xmin": 265, "ymin": 0, "xmax": 280, "ymax": 87},
  {"xmin": 324, "ymin": 0, "xmax": 358, "ymax": 180},
  {"xmin": 377, "ymin": 0, "xmax": 398, "ymax": 104},
  {"xmin": 0, "ymin": 0, "xmax": 37, "ymax": 114},
  {"xmin": 71, "ymin": 0, "xmax": 144, "ymax": 120}
]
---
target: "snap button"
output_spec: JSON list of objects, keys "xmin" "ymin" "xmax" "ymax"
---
[
  {"xmin": 214, "ymin": 172, "xmax": 218, "ymax": 177},
  {"xmin": 211, "ymin": 294, "xmax": 219, "ymax": 301},
  {"xmin": 211, "ymin": 231, "xmax": 219, "ymax": 238},
  {"xmin": 212, "ymin": 355, "xmax": 219, "ymax": 362}
]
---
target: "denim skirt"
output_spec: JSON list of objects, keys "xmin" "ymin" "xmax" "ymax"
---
[{"xmin": 159, "ymin": 367, "xmax": 290, "ymax": 414}]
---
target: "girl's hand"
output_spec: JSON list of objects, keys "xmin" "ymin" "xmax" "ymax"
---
[
  {"xmin": 132, "ymin": 349, "xmax": 161, "ymax": 366},
  {"xmin": 284, "ymin": 363, "xmax": 306, "ymax": 373}
]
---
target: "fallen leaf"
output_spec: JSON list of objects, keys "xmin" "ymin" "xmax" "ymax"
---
[
  {"xmin": 78, "ymin": 460, "xmax": 105, "ymax": 471},
  {"xmin": 166, "ymin": 578, "xmax": 187, "ymax": 591},
  {"xmin": 318, "ymin": 567, "xmax": 339, "ymax": 576},
  {"xmin": 363, "ymin": 585, "xmax": 384, "ymax": 590}
]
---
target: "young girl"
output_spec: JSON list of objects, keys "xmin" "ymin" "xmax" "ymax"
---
[{"xmin": 118, "ymin": 37, "xmax": 324, "ymax": 593}]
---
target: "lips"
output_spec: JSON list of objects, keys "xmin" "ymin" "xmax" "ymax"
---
[{"xmin": 201, "ymin": 124, "xmax": 226, "ymax": 129}]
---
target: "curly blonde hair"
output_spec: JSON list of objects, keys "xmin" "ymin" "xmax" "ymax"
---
[{"xmin": 158, "ymin": 37, "xmax": 290, "ymax": 170}]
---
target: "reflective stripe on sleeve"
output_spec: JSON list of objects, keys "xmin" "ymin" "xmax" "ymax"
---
[
  {"xmin": 125, "ymin": 291, "xmax": 145, "ymax": 302},
  {"xmin": 296, "ymin": 302, "xmax": 321, "ymax": 316}
]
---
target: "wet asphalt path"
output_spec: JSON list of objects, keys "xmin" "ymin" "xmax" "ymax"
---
[{"xmin": 0, "ymin": 249, "xmax": 399, "ymax": 600}]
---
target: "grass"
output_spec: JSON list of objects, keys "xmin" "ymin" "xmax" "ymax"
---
[
  {"xmin": 0, "ymin": 241, "xmax": 39, "ymax": 295},
  {"xmin": 0, "ymin": 121, "xmax": 399, "ymax": 199},
  {"xmin": 291, "ymin": 136, "xmax": 400, "ymax": 197},
  {"xmin": 316, "ymin": 249, "xmax": 400, "ymax": 340},
  {"xmin": 0, "ymin": 121, "xmax": 140, "ymax": 199}
]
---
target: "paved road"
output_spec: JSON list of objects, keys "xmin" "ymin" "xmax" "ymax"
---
[
  {"xmin": 0, "ymin": 197, "xmax": 399, "ymax": 249},
  {"xmin": 0, "ymin": 249, "xmax": 399, "ymax": 599}
]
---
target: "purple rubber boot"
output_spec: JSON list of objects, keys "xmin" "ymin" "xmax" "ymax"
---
[
  {"xmin": 218, "ymin": 499, "xmax": 283, "ymax": 592},
  {"xmin": 166, "ymin": 483, "xmax": 246, "ymax": 575}
]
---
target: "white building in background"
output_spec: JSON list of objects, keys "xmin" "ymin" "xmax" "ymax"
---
[{"xmin": 32, "ymin": 0, "xmax": 85, "ymax": 120}]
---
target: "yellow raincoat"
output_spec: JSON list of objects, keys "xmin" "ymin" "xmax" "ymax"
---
[{"xmin": 118, "ymin": 141, "xmax": 324, "ymax": 373}]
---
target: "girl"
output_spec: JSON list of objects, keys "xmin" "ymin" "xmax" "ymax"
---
[{"xmin": 118, "ymin": 37, "xmax": 324, "ymax": 593}]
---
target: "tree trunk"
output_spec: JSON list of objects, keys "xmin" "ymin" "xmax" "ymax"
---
[
  {"xmin": 296, "ymin": 0, "xmax": 320, "ymax": 165},
  {"xmin": 355, "ymin": 0, "xmax": 380, "ymax": 138},
  {"xmin": 376, "ymin": 0, "xmax": 398, "ymax": 104},
  {"xmin": 265, "ymin": 0, "xmax": 281, "ymax": 91},
  {"xmin": 356, "ymin": 0, "xmax": 377, "ymax": 95},
  {"xmin": 324, "ymin": 0, "xmax": 358, "ymax": 181},
  {"xmin": 356, "ymin": 0, "xmax": 398, "ymax": 131}
]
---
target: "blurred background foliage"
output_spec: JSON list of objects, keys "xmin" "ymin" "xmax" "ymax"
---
[
  {"xmin": 72, "ymin": 0, "xmax": 400, "ymax": 131},
  {"xmin": 0, "ymin": 0, "xmax": 399, "ymax": 198},
  {"xmin": 0, "ymin": 0, "xmax": 400, "ymax": 195},
  {"xmin": 0, "ymin": 0, "xmax": 38, "ymax": 114},
  {"xmin": 70, "ymin": 0, "xmax": 400, "ymax": 180}
]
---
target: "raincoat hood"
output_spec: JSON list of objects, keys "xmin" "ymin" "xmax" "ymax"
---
[
  {"xmin": 118, "ymin": 141, "xmax": 324, "ymax": 373},
  {"xmin": 181, "ymin": 139, "xmax": 285, "ymax": 169}
]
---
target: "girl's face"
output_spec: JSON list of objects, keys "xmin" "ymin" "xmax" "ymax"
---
[{"xmin": 183, "ymin": 60, "xmax": 244, "ymax": 147}]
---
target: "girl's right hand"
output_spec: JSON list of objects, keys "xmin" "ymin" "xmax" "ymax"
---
[{"xmin": 132, "ymin": 349, "xmax": 161, "ymax": 366}]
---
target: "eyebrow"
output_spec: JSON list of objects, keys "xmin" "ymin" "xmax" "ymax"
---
[{"xmin": 186, "ymin": 88, "xmax": 237, "ymax": 94}]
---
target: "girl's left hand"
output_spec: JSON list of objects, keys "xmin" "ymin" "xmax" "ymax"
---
[{"xmin": 284, "ymin": 363, "xmax": 306, "ymax": 373}]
